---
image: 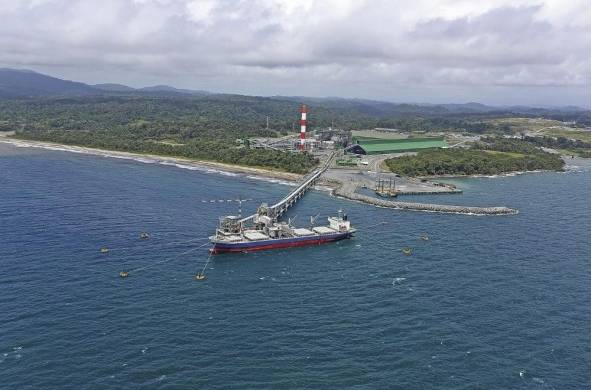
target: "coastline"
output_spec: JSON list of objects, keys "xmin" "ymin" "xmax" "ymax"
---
[
  {"xmin": 417, "ymin": 171, "xmax": 549, "ymax": 180},
  {"xmin": 415, "ymin": 156, "xmax": 584, "ymax": 180},
  {"xmin": 3, "ymin": 133, "xmax": 584, "ymax": 184},
  {"xmin": 0, "ymin": 136, "xmax": 304, "ymax": 184},
  {"xmin": 0, "ymin": 135, "xmax": 523, "ymax": 215}
]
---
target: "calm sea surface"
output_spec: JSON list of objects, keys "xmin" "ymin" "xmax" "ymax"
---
[{"xmin": 1, "ymin": 142, "xmax": 591, "ymax": 389}]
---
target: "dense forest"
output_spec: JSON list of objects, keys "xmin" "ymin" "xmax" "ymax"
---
[
  {"xmin": 0, "ymin": 95, "xmax": 503, "ymax": 137},
  {"xmin": 385, "ymin": 137, "xmax": 565, "ymax": 176},
  {"xmin": 1, "ymin": 96, "xmax": 324, "ymax": 173},
  {"xmin": 2, "ymin": 95, "xmax": 588, "ymax": 139}
]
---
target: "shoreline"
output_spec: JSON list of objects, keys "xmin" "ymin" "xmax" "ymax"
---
[
  {"xmin": 417, "ymin": 170, "xmax": 551, "ymax": 180},
  {"xmin": 0, "ymin": 136, "xmax": 522, "ymax": 215},
  {"xmin": 417, "ymin": 161, "xmax": 583, "ymax": 180},
  {"xmin": 0, "ymin": 137, "xmax": 304, "ymax": 184},
  {"xmin": 3, "ymin": 135, "xmax": 583, "ymax": 184},
  {"xmin": 400, "ymin": 154, "xmax": 585, "ymax": 180}
]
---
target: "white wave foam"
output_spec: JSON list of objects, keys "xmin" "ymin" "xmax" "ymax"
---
[
  {"xmin": 173, "ymin": 163, "xmax": 203, "ymax": 171},
  {"xmin": 565, "ymin": 164, "xmax": 591, "ymax": 173},
  {"xmin": 246, "ymin": 175, "xmax": 295, "ymax": 187},
  {"xmin": 218, "ymin": 170, "xmax": 239, "ymax": 177},
  {"xmin": 313, "ymin": 185, "xmax": 334, "ymax": 193},
  {"xmin": 132, "ymin": 158, "xmax": 156, "ymax": 164}
]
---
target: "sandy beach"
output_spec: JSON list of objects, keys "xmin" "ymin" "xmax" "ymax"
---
[{"xmin": 0, "ymin": 136, "xmax": 304, "ymax": 184}]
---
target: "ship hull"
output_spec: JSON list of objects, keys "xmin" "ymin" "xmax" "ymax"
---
[{"xmin": 210, "ymin": 231, "xmax": 353, "ymax": 254}]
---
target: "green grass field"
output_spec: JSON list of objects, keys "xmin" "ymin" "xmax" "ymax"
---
[
  {"xmin": 484, "ymin": 117, "xmax": 568, "ymax": 133},
  {"xmin": 482, "ymin": 150, "xmax": 525, "ymax": 158}
]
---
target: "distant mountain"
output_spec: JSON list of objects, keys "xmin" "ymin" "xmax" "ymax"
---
[
  {"xmin": 93, "ymin": 83, "xmax": 135, "ymax": 92},
  {"xmin": 273, "ymin": 96, "xmax": 591, "ymax": 118},
  {"xmin": 0, "ymin": 68, "xmax": 587, "ymax": 115},
  {"xmin": 139, "ymin": 85, "xmax": 182, "ymax": 92},
  {"xmin": 535, "ymin": 105, "xmax": 587, "ymax": 112},
  {"xmin": 0, "ymin": 68, "xmax": 210, "ymax": 98},
  {"xmin": 437, "ymin": 102, "xmax": 498, "ymax": 113},
  {"xmin": 0, "ymin": 68, "xmax": 98, "ymax": 97},
  {"xmin": 273, "ymin": 96, "xmax": 495, "ymax": 117},
  {"xmin": 138, "ymin": 85, "xmax": 210, "ymax": 96}
]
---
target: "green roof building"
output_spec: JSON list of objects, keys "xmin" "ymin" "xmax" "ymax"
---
[{"xmin": 347, "ymin": 136, "xmax": 448, "ymax": 155}]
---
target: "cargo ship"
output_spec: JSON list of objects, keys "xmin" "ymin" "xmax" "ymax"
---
[{"xmin": 210, "ymin": 205, "xmax": 355, "ymax": 254}]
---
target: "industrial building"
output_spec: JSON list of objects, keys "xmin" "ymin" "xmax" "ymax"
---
[
  {"xmin": 249, "ymin": 105, "xmax": 349, "ymax": 153},
  {"xmin": 346, "ymin": 136, "xmax": 448, "ymax": 155}
]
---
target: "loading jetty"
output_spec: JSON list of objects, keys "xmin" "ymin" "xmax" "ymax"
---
[{"xmin": 239, "ymin": 152, "xmax": 337, "ymax": 223}]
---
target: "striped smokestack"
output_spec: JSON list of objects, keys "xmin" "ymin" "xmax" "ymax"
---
[{"xmin": 299, "ymin": 105, "xmax": 307, "ymax": 151}]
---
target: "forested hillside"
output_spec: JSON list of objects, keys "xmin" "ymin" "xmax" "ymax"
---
[
  {"xmin": 2, "ymin": 95, "xmax": 590, "ymax": 140},
  {"xmin": 385, "ymin": 137, "xmax": 565, "ymax": 176},
  {"xmin": 1, "ymin": 86, "xmax": 589, "ymax": 173}
]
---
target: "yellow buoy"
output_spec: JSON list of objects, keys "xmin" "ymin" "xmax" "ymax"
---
[
  {"xmin": 402, "ymin": 248, "xmax": 413, "ymax": 256},
  {"xmin": 194, "ymin": 272, "xmax": 207, "ymax": 281},
  {"xmin": 100, "ymin": 247, "xmax": 109, "ymax": 254},
  {"xmin": 119, "ymin": 271, "xmax": 129, "ymax": 278}
]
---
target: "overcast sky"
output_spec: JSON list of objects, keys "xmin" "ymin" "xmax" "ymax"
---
[{"xmin": 1, "ymin": 0, "xmax": 590, "ymax": 106}]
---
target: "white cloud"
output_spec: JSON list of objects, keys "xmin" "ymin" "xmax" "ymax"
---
[
  {"xmin": 186, "ymin": 0, "xmax": 216, "ymax": 24},
  {"xmin": 0, "ymin": 0, "xmax": 589, "ymax": 105}
]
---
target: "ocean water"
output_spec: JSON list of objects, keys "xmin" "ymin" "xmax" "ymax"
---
[{"xmin": 1, "ymin": 142, "xmax": 591, "ymax": 389}]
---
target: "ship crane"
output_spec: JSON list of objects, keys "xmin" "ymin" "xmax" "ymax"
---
[{"xmin": 309, "ymin": 213, "xmax": 320, "ymax": 228}]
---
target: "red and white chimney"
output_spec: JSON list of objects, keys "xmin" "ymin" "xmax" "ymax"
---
[{"xmin": 299, "ymin": 105, "xmax": 307, "ymax": 151}]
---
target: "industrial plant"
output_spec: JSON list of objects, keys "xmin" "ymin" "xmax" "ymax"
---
[{"xmin": 249, "ymin": 105, "xmax": 447, "ymax": 159}]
